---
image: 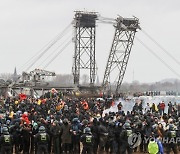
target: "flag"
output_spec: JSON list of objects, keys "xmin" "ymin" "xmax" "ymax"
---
[{"xmin": 19, "ymin": 93, "xmax": 27, "ymax": 101}]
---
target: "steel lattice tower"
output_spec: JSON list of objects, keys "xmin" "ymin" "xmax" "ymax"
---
[
  {"xmin": 72, "ymin": 11, "xmax": 98, "ymax": 86},
  {"xmin": 102, "ymin": 17, "xmax": 140, "ymax": 94}
]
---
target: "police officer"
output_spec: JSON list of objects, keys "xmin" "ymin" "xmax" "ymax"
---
[
  {"xmin": 91, "ymin": 118, "xmax": 99, "ymax": 154},
  {"xmin": 120, "ymin": 123, "xmax": 133, "ymax": 154},
  {"xmin": 10, "ymin": 122, "xmax": 22, "ymax": 154},
  {"xmin": 0, "ymin": 127, "xmax": 13, "ymax": 154},
  {"xmin": 71, "ymin": 117, "xmax": 81, "ymax": 153},
  {"xmin": 31, "ymin": 122, "xmax": 39, "ymax": 154},
  {"xmin": 80, "ymin": 127, "xmax": 94, "ymax": 154},
  {"xmin": 21, "ymin": 122, "xmax": 31, "ymax": 154},
  {"xmin": 98, "ymin": 120, "xmax": 108, "ymax": 152},
  {"xmin": 166, "ymin": 124, "xmax": 178, "ymax": 154},
  {"xmin": 50, "ymin": 121, "xmax": 61, "ymax": 154},
  {"xmin": 106, "ymin": 122, "xmax": 117, "ymax": 153},
  {"xmin": 35, "ymin": 126, "xmax": 50, "ymax": 154}
]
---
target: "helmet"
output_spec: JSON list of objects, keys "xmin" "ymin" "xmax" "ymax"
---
[
  {"xmin": 109, "ymin": 122, "xmax": 115, "ymax": 127},
  {"xmin": 2, "ymin": 127, "xmax": 9, "ymax": 134},
  {"xmin": 46, "ymin": 117, "xmax": 51, "ymax": 122},
  {"xmin": 6, "ymin": 120, "xmax": 11, "ymax": 125},
  {"xmin": 93, "ymin": 118, "xmax": 97, "ymax": 124},
  {"xmin": 169, "ymin": 124, "xmax": 174, "ymax": 131},
  {"xmin": 124, "ymin": 123, "xmax": 131, "ymax": 129},
  {"xmin": 15, "ymin": 122, "xmax": 19, "ymax": 127},
  {"xmin": 72, "ymin": 118, "xmax": 79, "ymax": 123},
  {"xmin": 39, "ymin": 126, "xmax": 46, "ymax": 133},
  {"xmin": 134, "ymin": 115, "xmax": 139, "ymax": 121},
  {"xmin": 63, "ymin": 118, "xmax": 68, "ymax": 124},
  {"xmin": 33, "ymin": 122, "xmax": 38, "ymax": 130},
  {"xmin": 84, "ymin": 127, "xmax": 91, "ymax": 134},
  {"xmin": 82, "ymin": 119, "xmax": 88, "ymax": 125},
  {"xmin": 64, "ymin": 105, "xmax": 68, "ymax": 111}
]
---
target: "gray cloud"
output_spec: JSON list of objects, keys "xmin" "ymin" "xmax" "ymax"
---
[{"xmin": 0, "ymin": 0, "xmax": 180, "ymax": 83}]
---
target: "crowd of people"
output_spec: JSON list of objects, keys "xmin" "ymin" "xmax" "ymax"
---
[{"xmin": 0, "ymin": 92, "xmax": 179, "ymax": 154}]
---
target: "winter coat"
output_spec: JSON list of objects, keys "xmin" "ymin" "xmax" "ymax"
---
[
  {"xmin": 148, "ymin": 141, "xmax": 158, "ymax": 154},
  {"xmin": 61, "ymin": 123, "xmax": 72, "ymax": 144}
]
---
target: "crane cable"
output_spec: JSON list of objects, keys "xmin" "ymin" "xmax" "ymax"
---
[
  {"xmin": 135, "ymin": 36, "xmax": 180, "ymax": 79},
  {"xmin": 38, "ymin": 32, "xmax": 72, "ymax": 68},
  {"xmin": 97, "ymin": 19, "xmax": 115, "ymax": 25},
  {"xmin": 141, "ymin": 29, "xmax": 180, "ymax": 67},
  {"xmin": 43, "ymin": 39, "xmax": 72, "ymax": 69},
  {"xmin": 98, "ymin": 16, "xmax": 115, "ymax": 21},
  {"xmin": 24, "ymin": 23, "xmax": 72, "ymax": 72},
  {"xmin": 19, "ymin": 23, "xmax": 72, "ymax": 72}
]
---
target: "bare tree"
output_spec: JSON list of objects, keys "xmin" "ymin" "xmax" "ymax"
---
[
  {"xmin": 0, "ymin": 73, "xmax": 13, "ymax": 80},
  {"xmin": 49, "ymin": 74, "xmax": 73, "ymax": 86},
  {"xmin": 81, "ymin": 74, "xmax": 89, "ymax": 85}
]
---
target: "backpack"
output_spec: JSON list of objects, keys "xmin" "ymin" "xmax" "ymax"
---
[
  {"xmin": 86, "ymin": 135, "xmax": 92, "ymax": 143},
  {"xmin": 3, "ymin": 135, "xmax": 11, "ymax": 146},
  {"xmin": 40, "ymin": 133, "xmax": 47, "ymax": 141},
  {"xmin": 170, "ymin": 131, "xmax": 176, "ymax": 138},
  {"xmin": 85, "ymin": 135, "xmax": 93, "ymax": 146},
  {"xmin": 4, "ymin": 135, "xmax": 10, "ymax": 143},
  {"xmin": 127, "ymin": 130, "xmax": 132, "ymax": 137}
]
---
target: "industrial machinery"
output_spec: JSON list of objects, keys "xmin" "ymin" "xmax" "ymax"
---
[
  {"xmin": 0, "ymin": 11, "xmax": 141, "ymax": 97},
  {"xmin": 72, "ymin": 11, "xmax": 98, "ymax": 87},
  {"xmin": 102, "ymin": 16, "xmax": 140, "ymax": 94},
  {"xmin": 71, "ymin": 11, "xmax": 140, "ymax": 93},
  {"xmin": 21, "ymin": 68, "xmax": 56, "ymax": 87},
  {"xmin": 4, "ymin": 69, "xmax": 56, "ymax": 97}
]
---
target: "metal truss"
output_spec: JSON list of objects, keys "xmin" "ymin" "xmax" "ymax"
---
[
  {"xmin": 102, "ymin": 17, "xmax": 140, "ymax": 94},
  {"xmin": 72, "ymin": 11, "xmax": 97, "ymax": 86}
]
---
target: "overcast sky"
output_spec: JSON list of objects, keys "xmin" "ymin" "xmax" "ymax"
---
[{"xmin": 1, "ymin": 0, "xmax": 180, "ymax": 83}]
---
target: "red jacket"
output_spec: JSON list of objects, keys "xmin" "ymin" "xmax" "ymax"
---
[{"xmin": 160, "ymin": 103, "xmax": 165, "ymax": 110}]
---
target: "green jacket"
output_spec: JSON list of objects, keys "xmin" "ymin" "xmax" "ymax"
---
[{"xmin": 148, "ymin": 140, "xmax": 158, "ymax": 154}]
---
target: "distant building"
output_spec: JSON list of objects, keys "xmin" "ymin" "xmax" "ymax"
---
[
  {"xmin": 12, "ymin": 67, "xmax": 19, "ymax": 82},
  {"xmin": 96, "ymin": 75, "xmax": 101, "ymax": 86}
]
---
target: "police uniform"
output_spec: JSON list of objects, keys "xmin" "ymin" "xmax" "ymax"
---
[
  {"xmin": 35, "ymin": 126, "xmax": 50, "ymax": 154},
  {"xmin": 120, "ymin": 123, "xmax": 133, "ymax": 154},
  {"xmin": 80, "ymin": 127, "xmax": 94, "ymax": 154},
  {"xmin": 166, "ymin": 124, "xmax": 178, "ymax": 154},
  {"xmin": 0, "ymin": 127, "xmax": 13, "ymax": 154}
]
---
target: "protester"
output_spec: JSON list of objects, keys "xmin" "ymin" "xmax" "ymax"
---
[{"xmin": 0, "ymin": 92, "xmax": 179, "ymax": 154}]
